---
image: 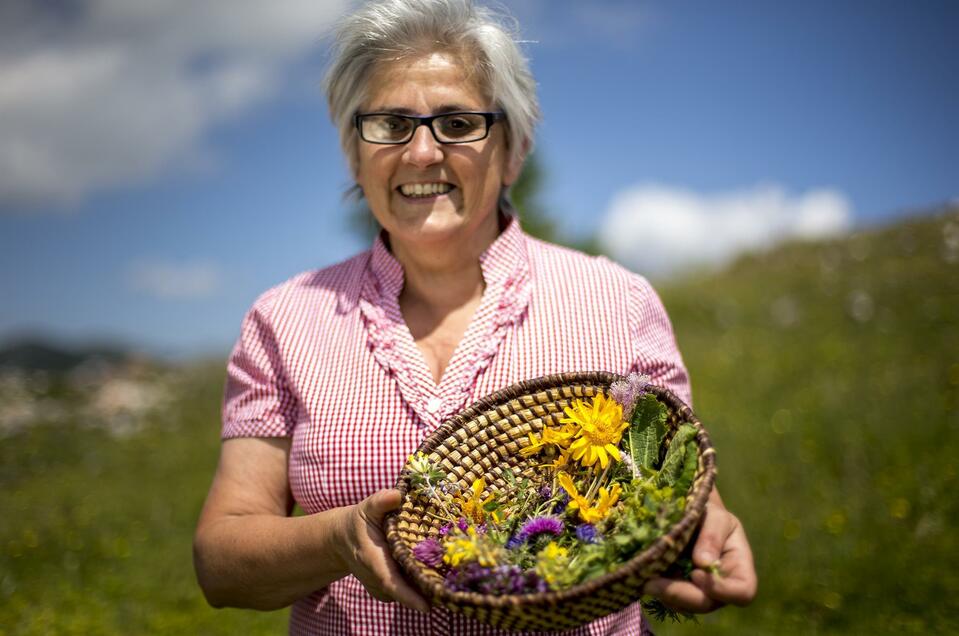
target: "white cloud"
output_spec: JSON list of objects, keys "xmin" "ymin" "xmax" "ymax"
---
[
  {"xmin": 599, "ymin": 183, "xmax": 853, "ymax": 276},
  {"xmin": 128, "ymin": 261, "xmax": 221, "ymax": 300},
  {"xmin": 0, "ymin": 0, "xmax": 347, "ymax": 207}
]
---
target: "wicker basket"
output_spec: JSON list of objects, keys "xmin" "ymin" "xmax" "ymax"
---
[{"xmin": 385, "ymin": 371, "xmax": 716, "ymax": 632}]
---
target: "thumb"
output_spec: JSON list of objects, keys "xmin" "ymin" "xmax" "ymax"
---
[
  {"xmin": 361, "ymin": 489, "xmax": 403, "ymax": 525},
  {"xmin": 693, "ymin": 505, "xmax": 728, "ymax": 568}
]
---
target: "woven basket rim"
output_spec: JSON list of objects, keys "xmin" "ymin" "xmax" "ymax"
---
[{"xmin": 385, "ymin": 371, "xmax": 717, "ymax": 611}]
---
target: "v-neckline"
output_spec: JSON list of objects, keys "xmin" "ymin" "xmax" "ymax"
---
[{"xmin": 357, "ymin": 215, "xmax": 533, "ymax": 429}]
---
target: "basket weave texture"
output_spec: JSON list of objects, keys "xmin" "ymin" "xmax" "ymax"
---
[{"xmin": 385, "ymin": 371, "xmax": 716, "ymax": 632}]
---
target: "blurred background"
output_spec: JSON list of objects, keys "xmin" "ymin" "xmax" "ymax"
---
[{"xmin": 1, "ymin": 1, "xmax": 957, "ymax": 634}]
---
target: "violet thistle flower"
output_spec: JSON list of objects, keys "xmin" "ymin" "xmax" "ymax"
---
[
  {"xmin": 413, "ymin": 538, "xmax": 444, "ymax": 568},
  {"xmin": 609, "ymin": 380, "xmax": 632, "ymax": 409},
  {"xmin": 628, "ymin": 372, "xmax": 651, "ymax": 396},
  {"xmin": 515, "ymin": 516, "xmax": 564, "ymax": 545},
  {"xmin": 457, "ymin": 517, "xmax": 469, "ymax": 532},
  {"xmin": 610, "ymin": 372, "xmax": 651, "ymax": 416}
]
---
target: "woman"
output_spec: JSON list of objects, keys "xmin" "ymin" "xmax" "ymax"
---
[{"xmin": 193, "ymin": 0, "xmax": 757, "ymax": 634}]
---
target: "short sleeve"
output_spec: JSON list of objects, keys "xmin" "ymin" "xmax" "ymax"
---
[
  {"xmin": 221, "ymin": 289, "xmax": 298, "ymax": 439},
  {"xmin": 627, "ymin": 275, "xmax": 693, "ymax": 407}
]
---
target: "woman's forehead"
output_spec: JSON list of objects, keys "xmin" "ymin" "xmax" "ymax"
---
[{"xmin": 364, "ymin": 51, "xmax": 491, "ymax": 112}]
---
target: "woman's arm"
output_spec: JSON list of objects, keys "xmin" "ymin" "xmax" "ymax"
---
[{"xmin": 192, "ymin": 437, "xmax": 429, "ymax": 613}]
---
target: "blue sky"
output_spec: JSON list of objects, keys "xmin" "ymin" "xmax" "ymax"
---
[{"xmin": 1, "ymin": 0, "xmax": 956, "ymax": 357}]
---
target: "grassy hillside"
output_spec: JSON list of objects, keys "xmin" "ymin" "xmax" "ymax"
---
[
  {"xmin": 1, "ymin": 209, "xmax": 956, "ymax": 634},
  {"xmin": 658, "ymin": 208, "xmax": 959, "ymax": 634}
]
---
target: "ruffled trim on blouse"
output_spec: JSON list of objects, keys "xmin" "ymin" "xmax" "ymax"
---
[{"xmin": 357, "ymin": 216, "xmax": 531, "ymax": 429}]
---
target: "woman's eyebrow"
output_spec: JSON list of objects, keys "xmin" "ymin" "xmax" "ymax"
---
[{"xmin": 366, "ymin": 104, "xmax": 477, "ymax": 115}]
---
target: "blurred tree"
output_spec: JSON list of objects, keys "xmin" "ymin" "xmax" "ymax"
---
[
  {"xmin": 508, "ymin": 151, "xmax": 556, "ymax": 242},
  {"xmin": 511, "ymin": 151, "xmax": 601, "ymax": 255}
]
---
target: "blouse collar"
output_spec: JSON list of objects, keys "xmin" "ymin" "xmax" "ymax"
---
[{"xmin": 368, "ymin": 212, "xmax": 528, "ymax": 300}]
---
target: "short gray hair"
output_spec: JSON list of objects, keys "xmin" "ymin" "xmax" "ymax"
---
[{"xmin": 324, "ymin": 0, "xmax": 540, "ymax": 178}]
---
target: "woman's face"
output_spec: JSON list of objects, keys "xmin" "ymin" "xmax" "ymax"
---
[{"xmin": 355, "ymin": 51, "xmax": 521, "ymax": 252}]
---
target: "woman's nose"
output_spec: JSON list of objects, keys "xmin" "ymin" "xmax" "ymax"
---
[{"xmin": 402, "ymin": 124, "xmax": 444, "ymax": 167}]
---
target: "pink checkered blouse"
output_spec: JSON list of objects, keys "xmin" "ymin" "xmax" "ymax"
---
[{"xmin": 222, "ymin": 216, "xmax": 690, "ymax": 635}]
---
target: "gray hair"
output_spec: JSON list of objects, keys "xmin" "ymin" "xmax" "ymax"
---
[{"xmin": 324, "ymin": 0, "xmax": 540, "ymax": 178}]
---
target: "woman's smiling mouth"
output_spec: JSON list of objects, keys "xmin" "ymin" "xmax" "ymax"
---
[{"xmin": 398, "ymin": 182, "xmax": 455, "ymax": 198}]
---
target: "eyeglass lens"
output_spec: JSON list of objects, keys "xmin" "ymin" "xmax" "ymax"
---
[{"xmin": 360, "ymin": 113, "xmax": 489, "ymax": 144}]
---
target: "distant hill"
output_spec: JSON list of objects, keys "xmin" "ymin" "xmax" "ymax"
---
[{"xmin": 0, "ymin": 338, "xmax": 132, "ymax": 372}]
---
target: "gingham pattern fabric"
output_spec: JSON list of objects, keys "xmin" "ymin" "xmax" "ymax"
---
[{"xmin": 222, "ymin": 216, "xmax": 690, "ymax": 636}]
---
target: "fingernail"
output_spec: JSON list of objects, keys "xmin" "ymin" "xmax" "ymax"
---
[{"xmin": 697, "ymin": 550, "xmax": 716, "ymax": 564}]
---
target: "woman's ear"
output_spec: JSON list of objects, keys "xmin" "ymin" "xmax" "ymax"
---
[{"xmin": 502, "ymin": 139, "xmax": 530, "ymax": 187}]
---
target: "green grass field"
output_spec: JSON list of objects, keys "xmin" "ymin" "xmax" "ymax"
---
[{"xmin": 2, "ymin": 210, "xmax": 956, "ymax": 634}]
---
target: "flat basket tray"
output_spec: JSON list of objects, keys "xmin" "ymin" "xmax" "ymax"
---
[{"xmin": 385, "ymin": 371, "xmax": 716, "ymax": 632}]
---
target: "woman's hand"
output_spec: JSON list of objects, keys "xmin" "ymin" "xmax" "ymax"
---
[
  {"xmin": 642, "ymin": 489, "xmax": 757, "ymax": 612},
  {"xmin": 195, "ymin": 440, "xmax": 429, "ymax": 612},
  {"xmin": 337, "ymin": 489, "xmax": 430, "ymax": 614}
]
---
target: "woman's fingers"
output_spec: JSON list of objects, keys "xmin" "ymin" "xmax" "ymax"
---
[
  {"xmin": 349, "ymin": 489, "xmax": 431, "ymax": 614},
  {"xmin": 692, "ymin": 501, "xmax": 735, "ymax": 568},
  {"xmin": 643, "ymin": 501, "xmax": 757, "ymax": 613},
  {"xmin": 643, "ymin": 577, "xmax": 722, "ymax": 613},
  {"xmin": 692, "ymin": 504, "xmax": 757, "ymax": 607}
]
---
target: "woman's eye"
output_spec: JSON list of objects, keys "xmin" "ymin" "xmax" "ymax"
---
[
  {"xmin": 384, "ymin": 117, "xmax": 410, "ymax": 132},
  {"xmin": 439, "ymin": 115, "xmax": 481, "ymax": 138}
]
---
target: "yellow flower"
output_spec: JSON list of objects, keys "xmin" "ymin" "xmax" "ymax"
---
[
  {"xmin": 535, "ymin": 541, "xmax": 570, "ymax": 586},
  {"xmin": 443, "ymin": 526, "xmax": 502, "ymax": 567},
  {"xmin": 561, "ymin": 393, "xmax": 628, "ymax": 469},
  {"xmin": 558, "ymin": 472, "xmax": 591, "ymax": 510},
  {"xmin": 455, "ymin": 477, "xmax": 495, "ymax": 524},
  {"xmin": 444, "ymin": 528, "xmax": 479, "ymax": 567},
  {"xmin": 557, "ymin": 472, "xmax": 622, "ymax": 524},
  {"xmin": 520, "ymin": 431, "xmax": 547, "ymax": 457},
  {"xmin": 584, "ymin": 484, "xmax": 623, "ymax": 524},
  {"xmin": 549, "ymin": 448, "xmax": 572, "ymax": 471},
  {"xmin": 520, "ymin": 426, "xmax": 575, "ymax": 457}
]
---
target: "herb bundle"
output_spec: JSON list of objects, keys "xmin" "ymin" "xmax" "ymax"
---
[{"xmin": 402, "ymin": 373, "xmax": 703, "ymax": 619}]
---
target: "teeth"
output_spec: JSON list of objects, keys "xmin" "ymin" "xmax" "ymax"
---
[{"xmin": 400, "ymin": 182, "xmax": 452, "ymax": 197}]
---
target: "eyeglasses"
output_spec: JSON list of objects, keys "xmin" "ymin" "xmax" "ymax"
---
[{"xmin": 354, "ymin": 111, "xmax": 506, "ymax": 145}]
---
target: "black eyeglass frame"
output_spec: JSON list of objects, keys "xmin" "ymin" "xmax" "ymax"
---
[{"xmin": 354, "ymin": 111, "xmax": 507, "ymax": 145}]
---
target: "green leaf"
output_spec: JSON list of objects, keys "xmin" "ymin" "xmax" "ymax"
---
[
  {"xmin": 628, "ymin": 393, "xmax": 668, "ymax": 471},
  {"xmin": 673, "ymin": 440, "xmax": 699, "ymax": 496},
  {"xmin": 656, "ymin": 424, "xmax": 698, "ymax": 488}
]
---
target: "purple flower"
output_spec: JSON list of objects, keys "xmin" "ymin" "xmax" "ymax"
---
[
  {"xmin": 438, "ymin": 524, "xmax": 453, "ymax": 537},
  {"xmin": 445, "ymin": 563, "xmax": 548, "ymax": 595},
  {"xmin": 413, "ymin": 538, "xmax": 444, "ymax": 568},
  {"xmin": 610, "ymin": 372, "xmax": 651, "ymax": 412},
  {"xmin": 538, "ymin": 484, "xmax": 552, "ymax": 501},
  {"xmin": 575, "ymin": 524, "xmax": 601, "ymax": 544},
  {"xmin": 552, "ymin": 490, "xmax": 570, "ymax": 514},
  {"xmin": 457, "ymin": 517, "xmax": 469, "ymax": 532},
  {"xmin": 507, "ymin": 516, "xmax": 564, "ymax": 549}
]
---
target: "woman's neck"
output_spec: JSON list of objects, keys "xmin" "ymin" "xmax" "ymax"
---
[
  {"xmin": 392, "ymin": 237, "xmax": 487, "ymax": 312},
  {"xmin": 389, "ymin": 215, "xmax": 501, "ymax": 311}
]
